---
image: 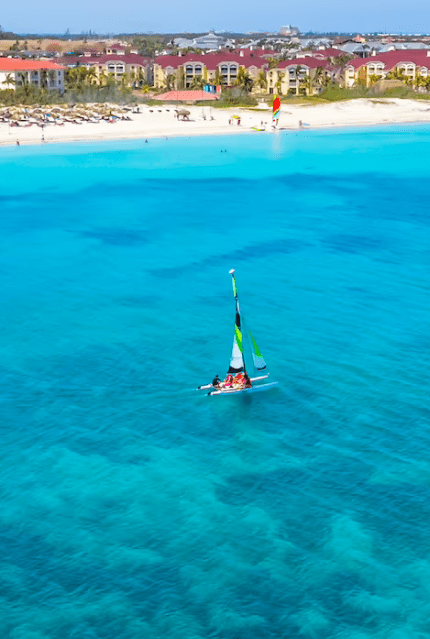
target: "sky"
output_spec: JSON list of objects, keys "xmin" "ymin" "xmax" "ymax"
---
[{"xmin": 3, "ymin": 0, "xmax": 430, "ymax": 35}]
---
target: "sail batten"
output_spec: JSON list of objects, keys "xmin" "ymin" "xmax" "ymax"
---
[{"xmin": 249, "ymin": 330, "xmax": 267, "ymax": 371}]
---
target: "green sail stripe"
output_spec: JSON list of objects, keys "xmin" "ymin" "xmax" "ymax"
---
[
  {"xmin": 249, "ymin": 331, "xmax": 263, "ymax": 357},
  {"xmin": 234, "ymin": 325, "xmax": 243, "ymax": 353}
]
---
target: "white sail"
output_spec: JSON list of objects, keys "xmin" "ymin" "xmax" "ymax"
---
[{"xmin": 228, "ymin": 324, "xmax": 244, "ymax": 373}]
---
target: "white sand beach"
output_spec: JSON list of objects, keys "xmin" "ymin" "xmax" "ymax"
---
[{"xmin": 1, "ymin": 98, "xmax": 430, "ymax": 147}]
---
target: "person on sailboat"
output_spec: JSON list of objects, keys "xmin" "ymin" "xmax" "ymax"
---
[
  {"xmin": 233, "ymin": 372, "xmax": 245, "ymax": 387},
  {"xmin": 212, "ymin": 375, "xmax": 222, "ymax": 388},
  {"xmin": 224, "ymin": 374, "xmax": 233, "ymax": 387},
  {"xmin": 244, "ymin": 373, "xmax": 252, "ymax": 388}
]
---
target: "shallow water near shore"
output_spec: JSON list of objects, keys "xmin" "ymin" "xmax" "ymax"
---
[{"xmin": 0, "ymin": 126, "xmax": 430, "ymax": 638}]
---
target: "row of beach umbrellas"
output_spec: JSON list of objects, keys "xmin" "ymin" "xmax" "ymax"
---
[{"xmin": 0, "ymin": 103, "xmax": 133, "ymax": 125}]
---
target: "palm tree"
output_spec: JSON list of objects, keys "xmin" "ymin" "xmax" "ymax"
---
[
  {"xmin": 40, "ymin": 69, "xmax": 48, "ymax": 89},
  {"xmin": 99, "ymin": 71, "xmax": 108, "ymax": 88},
  {"xmin": 275, "ymin": 72, "xmax": 284, "ymax": 95},
  {"xmin": 314, "ymin": 66, "xmax": 325, "ymax": 88},
  {"xmin": 302, "ymin": 75, "xmax": 311, "ymax": 95},
  {"xmin": 16, "ymin": 70, "xmax": 30, "ymax": 96},
  {"xmin": 295, "ymin": 65, "xmax": 303, "ymax": 96},
  {"xmin": 257, "ymin": 70, "xmax": 267, "ymax": 90},
  {"xmin": 415, "ymin": 73, "xmax": 428, "ymax": 91},
  {"xmin": 135, "ymin": 67, "xmax": 144, "ymax": 87},
  {"xmin": 106, "ymin": 73, "xmax": 116, "ymax": 88},
  {"xmin": 164, "ymin": 73, "xmax": 176, "ymax": 91},
  {"xmin": 120, "ymin": 72, "xmax": 130, "ymax": 90},
  {"xmin": 368, "ymin": 74, "xmax": 380, "ymax": 86},
  {"xmin": 2, "ymin": 73, "xmax": 15, "ymax": 89},
  {"xmin": 214, "ymin": 69, "xmax": 224, "ymax": 86},
  {"xmin": 386, "ymin": 67, "xmax": 405, "ymax": 82},
  {"xmin": 235, "ymin": 67, "xmax": 253, "ymax": 93},
  {"xmin": 87, "ymin": 67, "xmax": 98, "ymax": 86},
  {"xmin": 190, "ymin": 75, "xmax": 205, "ymax": 90}
]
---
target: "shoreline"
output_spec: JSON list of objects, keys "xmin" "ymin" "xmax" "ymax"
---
[{"xmin": 1, "ymin": 98, "xmax": 430, "ymax": 148}]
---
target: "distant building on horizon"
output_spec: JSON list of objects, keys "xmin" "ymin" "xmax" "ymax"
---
[
  {"xmin": 174, "ymin": 31, "xmax": 234, "ymax": 50},
  {"xmin": 279, "ymin": 25, "xmax": 300, "ymax": 36}
]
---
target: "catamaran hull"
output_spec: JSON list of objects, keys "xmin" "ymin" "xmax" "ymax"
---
[
  {"xmin": 208, "ymin": 381, "xmax": 278, "ymax": 396},
  {"xmin": 198, "ymin": 374, "xmax": 269, "ymax": 392}
]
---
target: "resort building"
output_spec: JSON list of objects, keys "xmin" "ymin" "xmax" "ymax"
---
[
  {"xmin": 345, "ymin": 51, "xmax": 430, "ymax": 87},
  {"xmin": 57, "ymin": 54, "xmax": 152, "ymax": 85},
  {"xmin": 0, "ymin": 59, "xmax": 65, "ymax": 92},
  {"xmin": 154, "ymin": 53, "xmax": 268, "ymax": 90},
  {"xmin": 266, "ymin": 58, "xmax": 331, "ymax": 95}
]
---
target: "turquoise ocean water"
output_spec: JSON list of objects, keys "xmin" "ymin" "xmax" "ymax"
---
[{"xmin": 0, "ymin": 126, "xmax": 430, "ymax": 638}]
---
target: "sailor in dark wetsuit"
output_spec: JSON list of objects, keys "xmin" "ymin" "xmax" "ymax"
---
[
  {"xmin": 212, "ymin": 375, "xmax": 222, "ymax": 387},
  {"xmin": 244, "ymin": 373, "xmax": 252, "ymax": 388}
]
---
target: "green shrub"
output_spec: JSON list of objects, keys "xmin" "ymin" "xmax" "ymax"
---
[
  {"xmin": 212, "ymin": 88, "xmax": 257, "ymax": 107},
  {"xmin": 317, "ymin": 84, "xmax": 369, "ymax": 101}
]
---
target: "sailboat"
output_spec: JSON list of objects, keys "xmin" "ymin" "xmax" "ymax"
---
[{"xmin": 198, "ymin": 269, "xmax": 278, "ymax": 396}]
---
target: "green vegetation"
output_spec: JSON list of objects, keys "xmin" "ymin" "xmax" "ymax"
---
[
  {"xmin": 234, "ymin": 67, "xmax": 253, "ymax": 92},
  {"xmin": 211, "ymin": 88, "xmax": 257, "ymax": 107},
  {"xmin": 0, "ymin": 86, "xmax": 63, "ymax": 106},
  {"xmin": 315, "ymin": 83, "xmax": 369, "ymax": 101},
  {"xmin": 132, "ymin": 35, "xmax": 168, "ymax": 57}
]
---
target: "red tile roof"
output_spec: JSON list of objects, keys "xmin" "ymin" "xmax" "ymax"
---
[
  {"xmin": 277, "ymin": 57, "xmax": 330, "ymax": 69},
  {"xmin": 312, "ymin": 48, "xmax": 347, "ymax": 58},
  {"xmin": 230, "ymin": 48, "xmax": 277, "ymax": 57},
  {"xmin": 347, "ymin": 51, "xmax": 430, "ymax": 69},
  {"xmin": 157, "ymin": 90, "xmax": 219, "ymax": 101},
  {"xmin": 0, "ymin": 59, "xmax": 65, "ymax": 71},
  {"xmin": 85, "ymin": 54, "xmax": 150, "ymax": 65},
  {"xmin": 58, "ymin": 54, "xmax": 150, "ymax": 66},
  {"xmin": 155, "ymin": 53, "xmax": 268, "ymax": 69}
]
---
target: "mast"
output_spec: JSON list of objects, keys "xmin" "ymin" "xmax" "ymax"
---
[{"xmin": 229, "ymin": 269, "xmax": 247, "ymax": 376}]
